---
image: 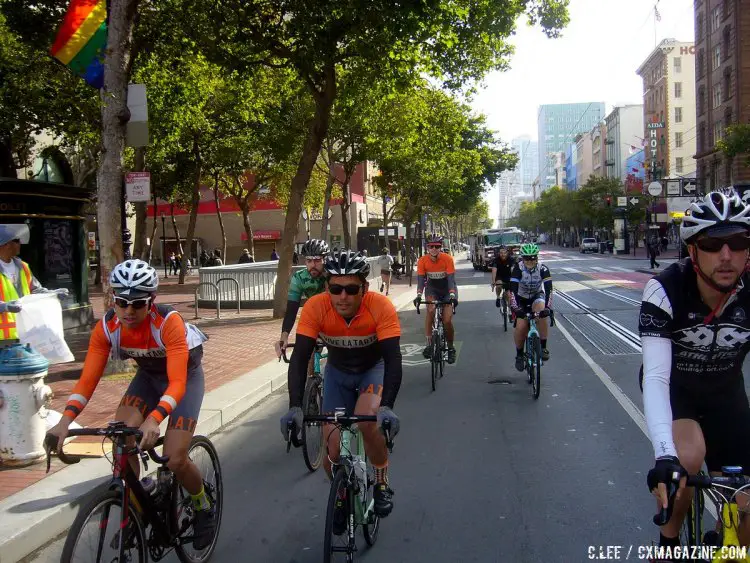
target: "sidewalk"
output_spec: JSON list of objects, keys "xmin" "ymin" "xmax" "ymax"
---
[{"xmin": 0, "ymin": 274, "xmax": 416, "ymax": 562}]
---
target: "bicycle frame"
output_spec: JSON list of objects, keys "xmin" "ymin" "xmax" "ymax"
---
[
  {"xmin": 527, "ymin": 318, "xmax": 540, "ymax": 365},
  {"xmin": 337, "ymin": 424, "xmax": 375, "ymax": 526}
]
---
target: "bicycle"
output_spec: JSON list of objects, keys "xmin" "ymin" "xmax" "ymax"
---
[
  {"xmin": 415, "ymin": 297, "xmax": 456, "ymax": 392},
  {"xmin": 492, "ymin": 283, "xmax": 510, "ymax": 332},
  {"xmin": 286, "ymin": 410, "xmax": 394, "ymax": 563},
  {"xmin": 514, "ymin": 307, "xmax": 551, "ymax": 400},
  {"xmin": 281, "ymin": 341, "xmax": 328, "ymax": 472},
  {"xmin": 44, "ymin": 421, "xmax": 223, "ymax": 563},
  {"xmin": 656, "ymin": 466, "xmax": 750, "ymax": 562}
]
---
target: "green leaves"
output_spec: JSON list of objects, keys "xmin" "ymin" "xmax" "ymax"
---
[{"xmin": 717, "ymin": 124, "xmax": 750, "ymax": 165}]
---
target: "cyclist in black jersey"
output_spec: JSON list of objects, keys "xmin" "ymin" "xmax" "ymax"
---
[
  {"xmin": 490, "ymin": 245, "xmax": 516, "ymax": 309},
  {"xmin": 640, "ymin": 191, "xmax": 750, "ymax": 553}
]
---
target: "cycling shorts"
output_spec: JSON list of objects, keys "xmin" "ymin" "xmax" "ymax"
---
[
  {"xmin": 670, "ymin": 382, "xmax": 750, "ymax": 472},
  {"xmin": 120, "ymin": 364, "xmax": 205, "ymax": 433},
  {"xmin": 322, "ymin": 361, "xmax": 384, "ymax": 414},
  {"xmin": 516, "ymin": 292, "xmax": 546, "ymax": 310},
  {"xmin": 424, "ymin": 288, "xmax": 451, "ymax": 303}
]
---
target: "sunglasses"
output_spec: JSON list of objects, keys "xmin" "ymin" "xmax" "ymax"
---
[
  {"xmin": 427, "ymin": 245, "xmax": 442, "ymax": 249},
  {"xmin": 113, "ymin": 296, "xmax": 151, "ymax": 309},
  {"xmin": 11, "ymin": 239, "xmax": 20, "ymax": 243},
  {"xmin": 695, "ymin": 235, "xmax": 750, "ymax": 253},
  {"xmin": 328, "ymin": 283, "xmax": 363, "ymax": 296},
  {"xmin": 522, "ymin": 256, "xmax": 538, "ymax": 261}
]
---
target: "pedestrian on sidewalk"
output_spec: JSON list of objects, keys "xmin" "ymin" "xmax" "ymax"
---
[
  {"xmin": 238, "ymin": 249, "xmax": 253, "ymax": 264},
  {"xmin": 648, "ymin": 237, "xmax": 660, "ymax": 269},
  {"xmin": 377, "ymin": 247, "xmax": 394, "ymax": 295},
  {"xmin": 0, "ymin": 224, "xmax": 68, "ymax": 343},
  {"xmin": 271, "ymin": 247, "xmax": 279, "ymax": 260}
]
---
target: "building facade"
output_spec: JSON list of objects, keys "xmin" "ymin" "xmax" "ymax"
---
[
  {"xmin": 537, "ymin": 102, "xmax": 606, "ymax": 190},
  {"xmin": 625, "ymin": 148, "xmax": 647, "ymax": 194},
  {"xmin": 636, "ymin": 38, "xmax": 697, "ymax": 183},
  {"xmin": 565, "ymin": 143, "xmax": 578, "ymax": 191},
  {"xmin": 604, "ymin": 105, "xmax": 645, "ymax": 183},
  {"xmin": 511, "ymin": 136, "xmax": 540, "ymax": 193},
  {"xmin": 575, "ymin": 132, "xmax": 593, "ymax": 187},
  {"xmin": 695, "ymin": 0, "xmax": 750, "ymax": 189},
  {"xmin": 591, "ymin": 122, "xmax": 607, "ymax": 179}
]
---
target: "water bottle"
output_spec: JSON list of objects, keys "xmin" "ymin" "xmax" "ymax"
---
[
  {"xmin": 157, "ymin": 467, "xmax": 173, "ymax": 490},
  {"xmin": 140, "ymin": 476, "xmax": 157, "ymax": 495},
  {"xmin": 353, "ymin": 456, "xmax": 367, "ymax": 498}
]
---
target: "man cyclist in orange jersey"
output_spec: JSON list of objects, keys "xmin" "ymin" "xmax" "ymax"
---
[
  {"xmin": 280, "ymin": 249, "xmax": 402, "ymax": 531},
  {"xmin": 414, "ymin": 235, "xmax": 458, "ymax": 363},
  {"xmin": 45, "ymin": 259, "xmax": 216, "ymax": 550}
]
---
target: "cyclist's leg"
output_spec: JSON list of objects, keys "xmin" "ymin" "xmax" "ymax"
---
[
  {"xmin": 423, "ymin": 293, "xmax": 437, "ymax": 357},
  {"xmin": 385, "ymin": 271, "xmax": 392, "ymax": 294},
  {"xmin": 321, "ymin": 363, "xmax": 359, "ymax": 479},
  {"xmin": 116, "ymin": 370, "xmax": 158, "ymax": 476},
  {"xmin": 531, "ymin": 295, "xmax": 549, "ymax": 359},
  {"xmin": 442, "ymin": 303, "xmax": 456, "ymax": 363},
  {"xmin": 513, "ymin": 298, "xmax": 530, "ymax": 371}
]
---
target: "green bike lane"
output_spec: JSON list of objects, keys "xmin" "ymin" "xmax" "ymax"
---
[{"xmin": 27, "ymin": 265, "xmax": 663, "ymax": 563}]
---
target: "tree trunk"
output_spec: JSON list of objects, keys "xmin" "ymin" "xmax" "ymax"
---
[
  {"xmin": 405, "ymin": 221, "xmax": 413, "ymax": 287},
  {"xmin": 97, "ymin": 0, "xmax": 140, "ymax": 375},
  {"xmin": 0, "ymin": 134, "xmax": 17, "ymax": 178},
  {"xmin": 145, "ymin": 189, "xmax": 157, "ymax": 262},
  {"xmin": 213, "ymin": 177, "xmax": 228, "ymax": 261},
  {"xmin": 240, "ymin": 202, "xmax": 254, "ymax": 257},
  {"xmin": 170, "ymin": 202, "xmax": 183, "ymax": 254},
  {"xmin": 340, "ymin": 180, "xmax": 351, "ymax": 249},
  {"xmin": 321, "ymin": 145, "xmax": 335, "ymax": 240},
  {"xmin": 271, "ymin": 62, "xmax": 337, "ymax": 318},
  {"xmin": 179, "ymin": 136, "xmax": 202, "ymax": 284},
  {"xmin": 132, "ymin": 147, "xmax": 147, "ymax": 259},
  {"xmin": 382, "ymin": 195, "xmax": 389, "ymax": 251}
]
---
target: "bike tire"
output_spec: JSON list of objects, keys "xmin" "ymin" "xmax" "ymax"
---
[
  {"xmin": 531, "ymin": 335, "xmax": 541, "ymax": 400},
  {"xmin": 324, "ymin": 466, "xmax": 355, "ymax": 563},
  {"xmin": 502, "ymin": 301, "xmax": 508, "ymax": 332},
  {"xmin": 431, "ymin": 329, "xmax": 440, "ymax": 391},
  {"xmin": 680, "ymin": 487, "xmax": 704, "ymax": 549},
  {"xmin": 302, "ymin": 375, "xmax": 325, "ymax": 472},
  {"xmin": 362, "ymin": 455, "xmax": 380, "ymax": 547},
  {"xmin": 431, "ymin": 354, "xmax": 438, "ymax": 391},
  {"xmin": 438, "ymin": 331, "xmax": 446, "ymax": 379},
  {"xmin": 61, "ymin": 488, "xmax": 146, "ymax": 563},
  {"xmin": 174, "ymin": 435, "xmax": 224, "ymax": 563}
]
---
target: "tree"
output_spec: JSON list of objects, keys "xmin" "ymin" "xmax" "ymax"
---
[{"xmin": 717, "ymin": 124, "xmax": 750, "ymax": 174}]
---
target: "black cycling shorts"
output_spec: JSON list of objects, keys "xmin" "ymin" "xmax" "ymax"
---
[{"xmin": 516, "ymin": 292, "xmax": 546, "ymax": 310}]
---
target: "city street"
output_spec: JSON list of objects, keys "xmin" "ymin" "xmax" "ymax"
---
[{"xmin": 27, "ymin": 249, "xmax": 704, "ymax": 562}]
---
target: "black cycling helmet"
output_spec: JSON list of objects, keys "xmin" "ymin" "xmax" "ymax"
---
[
  {"xmin": 323, "ymin": 249, "xmax": 371, "ymax": 278},
  {"xmin": 301, "ymin": 238, "xmax": 329, "ymax": 257}
]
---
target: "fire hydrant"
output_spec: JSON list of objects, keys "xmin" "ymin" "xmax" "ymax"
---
[{"xmin": 0, "ymin": 342, "xmax": 52, "ymax": 466}]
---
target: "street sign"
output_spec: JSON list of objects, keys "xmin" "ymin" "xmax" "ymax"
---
[
  {"xmin": 647, "ymin": 122, "xmax": 665, "ymax": 129},
  {"xmin": 666, "ymin": 179, "xmax": 681, "ymax": 196},
  {"xmin": 125, "ymin": 172, "xmax": 150, "ymax": 202},
  {"xmin": 648, "ymin": 181, "xmax": 662, "ymax": 197},
  {"xmin": 682, "ymin": 180, "xmax": 697, "ymax": 196},
  {"xmin": 630, "ymin": 197, "xmax": 639, "ymax": 206},
  {"xmin": 617, "ymin": 196, "xmax": 627, "ymax": 207}
]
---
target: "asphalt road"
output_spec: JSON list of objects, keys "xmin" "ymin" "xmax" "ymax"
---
[{"xmin": 28, "ymin": 248, "xmax": 695, "ymax": 563}]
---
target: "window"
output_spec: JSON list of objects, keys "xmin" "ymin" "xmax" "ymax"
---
[
  {"xmin": 675, "ymin": 82, "xmax": 682, "ymax": 98},
  {"xmin": 725, "ymin": 106, "xmax": 733, "ymax": 125},
  {"xmin": 676, "ymin": 157, "xmax": 684, "ymax": 174},
  {"xmin": 723, "ymin": 27, "xmax": 731, "ymax": 60},
  {"xmin": 699, "ymin": 86, "xmax": 706, "ymax": 115},
  {"xmin": 723, "ymin": 0, "xmax": 730, "ymax": 20},
  {"xmin": 674, "ymin": 57, "xmax": 682, "ymax": 73},
  {"xmin": 713, "ymin": 83, "xmax": 723, "ymax": 108},
  {"xmin": 675, "ymin": 106, "xmax": 683, "ymax": 123},
  {"xmin": 714, "ymin": 45, "xmax": 721, "ymax": 70},
  {"xmin": 711, "ymin": 6, "xmax": 721, "ymax": 32},
  {"xmin": 699, "ymin": 123, "xmax": 706, "ymax": 153},
  {"xmin": 714, "ymin": 119, "xmax": 724, "ymax": 142},
  {"xmin": 675, "ymin": 132, "xmax": 683, "ymax": 148},
  {"xmin": 697, "ymin": 12, "xmax": 705, "ymax": 41},
  {"xmin": 698, "ymin": 49, "xmax": 705, "ymax": 78},
  {"xmin": 724, "ymin": 67, "xmax": 731, "ymax": 100}
]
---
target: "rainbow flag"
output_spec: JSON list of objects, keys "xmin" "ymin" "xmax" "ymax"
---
[{"xmin": 50, "ymin": 0, "xmax": 108, "ymax": 89}]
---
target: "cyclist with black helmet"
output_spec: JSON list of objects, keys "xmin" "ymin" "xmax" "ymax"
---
[
  {"xmin": 641, "ymin": 191, "xmax": 750, "ymax": 552},
  {"xmin": 491, "ymin": 245, "xmax": 517, "ymax": 309},
  {"xmin": 45, "ymin": 259, "xmax": 216, "ymax": 550},
  {"xmin": 510, "ymin": 243, "xmax": 553, "ymax": 371},
  {"xmin": 275, "ymin": 238, "xmax": 330, "ymax": 358},
  {"xmin": 280, "ymin": 249, "xmax": 402, "ymax": 524}
]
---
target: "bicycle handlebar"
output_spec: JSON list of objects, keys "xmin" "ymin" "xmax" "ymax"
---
[
  {"xmin": 415, "ymin": 298, "xmax": 455, "ymax": 315},
  {"xmin": 514, "ymin": 308, "xmax": 551, "ymax": 320},
  {"xmin": 45, "ymin": 425, "xmax": 169, "ymax": 473},
  {"xmin": 285, "ymin": 415, "xmax": 394, "ymax": 453}
]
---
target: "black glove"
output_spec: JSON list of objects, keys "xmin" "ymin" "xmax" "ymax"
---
[
  {"xmin": 448, "ymin": 294, "xmax": 457, "ymax": 310},
  {"xmin": 280, "ymin": 407, "xmax": 304, "ymax": 443},
  {"xmin": 647, "ymin": 456, "xmax": 686, "ymax": 492},
  {"xmin": 413, "ymin": 295, "xmax": 422, "ymax": 308},
  {"xmin": 377, "ymin": 406, "xmax": 400, "ymax": 438},
  {"xmin": 513, "ymin": 308, "xmax": 526, "ymax": 319}
]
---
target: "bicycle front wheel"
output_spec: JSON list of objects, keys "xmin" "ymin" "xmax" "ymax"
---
[
  {"xmin": 61, "ymin": 489, "xmax": 146, "ymax": 563},
  {"xmin": 324, "ymin": 466, "xmax": 355, "ymax": 563},
  {"xmin": 530, "ymin": 335, "xmax": 541, "ymax": 399},
  {"xmin": 302, "ymin": 375, "xmax": 324, "ymax": 471}
]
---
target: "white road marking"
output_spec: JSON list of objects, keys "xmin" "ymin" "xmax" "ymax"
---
[
  {"xmin": 561, "ymin": 267, "xmax": 580, "ymax": 273},
  {"xmin": 590, "ymin": 266, "xmax": 614, "ymax": 272},
  {"xmin": 473, "ymin": 272, "xmax": 485, "ymax": 278},
  {"xmin": 610, "ymin": 266, "xmax": 633, "ymax": 272}
]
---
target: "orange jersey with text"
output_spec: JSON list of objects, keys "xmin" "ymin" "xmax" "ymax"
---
[
  {"xmin": 417, "ymin": 252, "xmax": 456, "ymax": 293},
  {"xmin": 297, "ymin": 291, "xmax": 401, "ymax": 374}
]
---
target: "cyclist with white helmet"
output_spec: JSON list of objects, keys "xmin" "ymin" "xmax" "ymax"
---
[
  {"xmin": 641, "ymin": 191, "xmax": 750, "ymax": 552},
  {"xmin": 510, "ymin": 243, "xmax": 553, "ymax": 371},
  {"xmin": 45, "ymin": 259, "xmax": 216, "ymax": 550},
  {"xmin": 275, "ymin": 238, "xmax": 330, "ymax": 358}
]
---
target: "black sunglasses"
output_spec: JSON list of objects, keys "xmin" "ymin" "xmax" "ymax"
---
[
  {"xmin": 113, "ymin": 296, "xmax": 151, "ymax": 309},
  {"xmin": 328, "ymin": 283, "xmax": 363, "ymax": 296},
  {"xmin": 11, "ymin": 239, "xmax": 20, "ymax": 243},
  {"xmin": 695, "ymin": 234, "xmax": 750, "ymax": 253}
]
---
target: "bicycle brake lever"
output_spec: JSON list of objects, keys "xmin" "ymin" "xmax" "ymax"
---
[{"xmin": 140, "ymin": 450, "xmax": 149, "ymax": 472}]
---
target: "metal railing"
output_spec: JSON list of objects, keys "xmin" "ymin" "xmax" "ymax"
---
[{"xmin": 197, "ymin": 257, "xmax": 382, "ymax": 306}]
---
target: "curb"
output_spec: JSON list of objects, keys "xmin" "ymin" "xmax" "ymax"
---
[{"xmin": 0, "ymin": 288, "xmax": 416, "ymax": 563}]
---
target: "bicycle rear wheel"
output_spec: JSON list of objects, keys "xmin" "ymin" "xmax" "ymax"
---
[
  {"xmin": 61, "ymin": 489, "xmax": 146, "ymax": 563},
  {"xmin": 502, "ymin": 300, "xmax": 508, "ymax": 332},
  {"xmin": 438, "ymin": 331, "xmax": 446, "ymax": 379},
  {"xmin": 302, "ymin": 375, "xmax": 324, "ymax": 472},
  {"xmin": 174, "ymin": 436, "xmax": 224, "ymax": 563},
  {"xmin": 530, "ymin": 335, "xmax": 541, "ymax": 399},
  {"xmin": 430, "ymin": 330, "xmax": 439, "ymax": 391},
  {"xmin": 324, "ymin": 466, "xmax": 355, "ymax": 563}
]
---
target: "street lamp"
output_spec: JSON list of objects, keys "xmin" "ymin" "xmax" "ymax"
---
[{"xmin": 160, "ymin": 212, "xmax": 167, "ymax": 278}]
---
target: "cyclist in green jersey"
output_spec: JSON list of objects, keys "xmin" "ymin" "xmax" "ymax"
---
[{"xmin": 275, "ymin": 239, "xmax": 330, "ymax": 358}]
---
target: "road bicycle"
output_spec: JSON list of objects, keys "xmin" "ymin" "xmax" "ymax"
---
[
  {"xmin": 515, "ymin": 307, "xmax": 551, "ymax": 400},
  {"xmin": 655, "ymin": 465, "xmax": 750, "ymax": 562},
  {"xmin": 281, "ymin": 341, "xmax": 327, "ymax": 472},
  {"xmin": 493, "ymin": 283, "xmax": 511, "ymax": 332},
  {"xmin": 286, "ymin": 410, "xmax": 394, "ymax": 563},
  {"xmin": 415, "ymin": 297, "xmax": 456, "ymax": 392},
  {"xmin": 44, "ymin": 421, "xmax": 223, "ymax": 563}
]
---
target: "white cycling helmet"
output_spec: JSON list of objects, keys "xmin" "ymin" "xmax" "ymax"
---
[
  {"xmin": 110, "ymin": 259, "xmax": 159, "ymax": 296},
  {"xmin": 680, "ymin": 191, "xmax": 750, "ymax": 242}
]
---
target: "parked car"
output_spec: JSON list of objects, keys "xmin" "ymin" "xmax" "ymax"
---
[{"xmin": 580, "ymin": 238, "xmax": 598, "ymax": 253}]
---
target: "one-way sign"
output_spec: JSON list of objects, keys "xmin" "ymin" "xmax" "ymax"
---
[
  {"xmin": 630, "ymin": 197, "xmax": 639, "ymax": 206},
  {"xmin": 682, "ymin": 181, "xmax": 696, "ymax": 195}
]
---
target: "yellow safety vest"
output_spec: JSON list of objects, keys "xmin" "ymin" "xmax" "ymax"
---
[{"xmin": 0, "ymin": 261, "xmax": 32, "ymax": 341}]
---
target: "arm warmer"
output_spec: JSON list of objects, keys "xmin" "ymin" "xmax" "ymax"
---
[
  {"xmin": 544, "ymin": 279, "xmax": 553, "ymax": 307},
  {"xmin": 641, "ymin": 336, "xmax": 676, "ymax": 459},
  {"xmin": 447, "ymin": 273, "xmax": 457, "ymax": 294},
  {"xmin": 281, "ymin": 299, "xmax": 302, "ymax": 334},
  {"xmin": 288, "ymin": 334, "xmax": 316, "ymax": 408},
  {"xmin": 380, "ymin": 336, "xmax": 403, "ymax": 409}
]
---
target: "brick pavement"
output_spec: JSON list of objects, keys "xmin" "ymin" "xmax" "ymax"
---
[{"xmin": 0, "ymin": 275, "xmax": 413, "ymax": 501}]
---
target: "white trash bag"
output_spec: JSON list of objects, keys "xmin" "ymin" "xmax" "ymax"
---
[{"xmin": 16, "ymin": 292, "xmax": 75, "ymax": 364}]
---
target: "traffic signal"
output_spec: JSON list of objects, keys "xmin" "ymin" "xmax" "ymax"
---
[{"xmin": 606, "ymin": 197, "xmax": 611, "ymax": 207}]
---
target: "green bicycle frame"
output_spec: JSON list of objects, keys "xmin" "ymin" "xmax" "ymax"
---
[
  {"xmin": 527, "ymin": 317, "xmax": 540, "ymax": 365},
  {"xmin": 338, "ymin": 425, "xmax": 374, "ymax": 525},
  {"xmin": 313, "ymin": 348, "xmax": 328, "ymax": 375}
]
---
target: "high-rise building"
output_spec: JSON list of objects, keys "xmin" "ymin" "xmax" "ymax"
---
[
  {"xmin": 604, "ymin": 105, "xmax": 645, "ymax": 183},
  {"xmin": 537, "ymin": 102, "xmax": 606, "ymax": 190},
  {"xmin": 497, "ymin": 172, "xmax": 514, "ymax": 228},
  {"xmin": 694, "ymin": 0, "xmax": 750, "ymax": 189},
  {"xmin": 511, "ymin": 136, "xmax": 539, "ymax": 193},
  {"xmin": 636, "ymin": 39, "xmax": 697, "ymax": 182}
]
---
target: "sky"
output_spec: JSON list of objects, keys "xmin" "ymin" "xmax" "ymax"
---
[{"xmin": 472, "ymin": 0, "xmax": 696, "ymax": 225}]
